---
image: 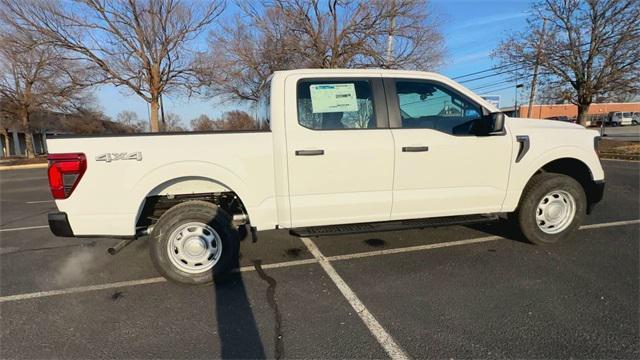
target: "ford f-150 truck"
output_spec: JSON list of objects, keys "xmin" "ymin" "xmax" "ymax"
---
[{"xmin": 46, "ymin": 69, "xmax": 605, "ymax": 284}]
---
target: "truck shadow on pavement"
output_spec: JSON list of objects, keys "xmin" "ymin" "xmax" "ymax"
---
[
  {"xmin": 466, "ymin": 219, "xmax": 530, "ymax": 244},
  {"xmin": 213, "ymin": 255, "xmax": 267, "ymax": 359},
  {"xmin": 213, "ymin": 241, "xmax": 285, "ymax": 359}
]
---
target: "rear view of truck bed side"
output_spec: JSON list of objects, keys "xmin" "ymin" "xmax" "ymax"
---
[{"xmin": 46, "ymin": 131, "xmax": 278, "ymax": 237}]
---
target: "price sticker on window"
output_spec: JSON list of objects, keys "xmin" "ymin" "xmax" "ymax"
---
[{"xmin": 309, "ymin": 83, "xmax": 358, "ymax": 113}]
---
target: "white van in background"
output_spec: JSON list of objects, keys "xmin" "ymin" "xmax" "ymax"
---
[{"xmin": 609, "ymin": 111, "xmax": 635, "ymax": 126}]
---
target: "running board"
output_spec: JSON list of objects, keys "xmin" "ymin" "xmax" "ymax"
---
[{"xmin": 290, "ymin": 214, "xmax": 500, "ymax": 237}]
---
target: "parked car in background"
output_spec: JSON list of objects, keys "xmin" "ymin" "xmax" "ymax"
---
[
  {"xmin": 632, "ymin": 112, "xmax": 640, "ymax": 124},
  {"xmin": 608, "ymin": 111, "xmax": 634, "ymax": 126}
]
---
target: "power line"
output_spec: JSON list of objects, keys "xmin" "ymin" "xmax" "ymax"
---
[
  {"xmin": 477, "ymin": 85, "xmax": 520, "ymax": 94},
  {"xmin": 458, "ymin": 68, "xmax": 526, "ymax": 84},
  {"xmin": 470, "ymin": 79, "xmax": 518, "ymax": 91},
  {"xmin": 451, "ymin": 63, "xmax": 520, "ymax": 80},
  {"xmin": 449, "ymin": 31, "xmax": 639, "ymax": 84}
]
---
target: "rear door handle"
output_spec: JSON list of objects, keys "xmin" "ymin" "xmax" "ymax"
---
[
  {"xmin": 295, "ymin": 149, "xmax": 325, "ymax": 156},
  {"xmin": 402, "ymin": 146, "xmax": 429, "ymax": 152}
]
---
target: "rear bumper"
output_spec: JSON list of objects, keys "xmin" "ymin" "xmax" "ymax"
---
[
  {"xmin": 587, "ymin": 180, "xmax": 605, "ymax": 214},
  {"xmin": 48, "ymin": 212, "xmax": 75, "ymax": 237}
]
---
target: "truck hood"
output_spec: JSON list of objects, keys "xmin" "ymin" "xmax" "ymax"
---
[{"xmin": 506, "ymin": 117, "xmax": 585, "ymax": 131}]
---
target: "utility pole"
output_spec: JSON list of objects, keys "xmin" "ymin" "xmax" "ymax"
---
[
  {"xmin": 385, "ymin": 0, "xmax": 396, "ymax": 68},
  {"xmin": 160, "ymin": 94, "xmax": 166, "ymax": 131},
  {"xmin": 528, "ymin": 19, "xmax": 547, "ymax": 118},
  {"xmin": 515, "ymin": 83, "xmax": 524, "ymax": 117}
]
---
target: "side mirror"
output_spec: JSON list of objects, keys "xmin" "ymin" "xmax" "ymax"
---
[{"xmin": 489, "ymin": 112, "xmax": 505, "ymax": 135}]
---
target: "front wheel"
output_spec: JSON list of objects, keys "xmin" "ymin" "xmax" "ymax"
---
[
  {"xmin": 149, "ymin": 200, "xmax": 239, "ymax": 285},
  {"xmin": 516, "ymin": 173, "xmax": 586, "ymax": 245}
]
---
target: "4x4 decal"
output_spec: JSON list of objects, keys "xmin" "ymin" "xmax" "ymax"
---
[{"xmin": 95, "ymin": 152, "xmax": 142, "ymax": 162}]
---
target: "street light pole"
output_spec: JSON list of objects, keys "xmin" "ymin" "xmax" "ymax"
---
[{"xmin": 515, "ymin": 83, "xmax": 524, "ymax": 117}]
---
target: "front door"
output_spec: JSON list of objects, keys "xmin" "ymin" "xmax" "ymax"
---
[
  {"xmin": 387, "ymin": 78, "xmax": 512, "ymax": 219},
  {"xmin": 285, "ymin": 75, "xmax": 394, "ymax": 227}
]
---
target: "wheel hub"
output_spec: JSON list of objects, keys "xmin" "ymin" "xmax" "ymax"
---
[
  {"xmin": 536, "ymin": 190, "xmax": 576, "ymax": 234},
  {"xmin": 184, "ymin": 237, "xmax": 207, "ymax": 257},
  {"xmin": 167, "ymin": 222, "xmax": 222, "ymax": 274}
]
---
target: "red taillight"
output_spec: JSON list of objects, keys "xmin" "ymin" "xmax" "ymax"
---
[{"xmin": 47, "ymin": 153, "xmax": 87, "ymax": 199}]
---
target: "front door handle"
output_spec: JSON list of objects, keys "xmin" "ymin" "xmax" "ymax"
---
[
  {"xmin": 295, "ymin": 149, "xmax": 325, "ymax": 156},
  {"xmin": 402, "ymin": 146, "xmax": 429, "ymax": 152}
]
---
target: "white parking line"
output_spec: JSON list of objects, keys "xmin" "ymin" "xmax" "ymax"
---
[
  {"xmin": 301, "ymin": 237, "xmax": 409, "ymax": 360},
  {"xmin": 0, "ymin": 218, "xmax": 638, "ymax": 303},
  {"xmin": 0, "ymin": 259, "xmax": 320, "ymax": 303},
  {"xmin": 237, "ymin": 258, "xmax": 318, "ymax": 272},
  {"xmin": 579, "ymin": 219, "xmax": 640, "ymax": 229},
  {"xmin": 0, "ymin": 225, "xmax": 49, "ymax": 233},
  {"xmin": 327, "ymin": 235, "xmax": 503, "ymax": 262},
  {"xmin": 25, "ymin": 200, "xmax": 54, "ymax": 204},
  {"xmin": 0, "ymin": 277, "xmax": 167, "ymax": 303}
]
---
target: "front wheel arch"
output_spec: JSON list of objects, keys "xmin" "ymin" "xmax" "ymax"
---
[{"xmin": 519, "ymin": 157, "xmax": 601, "ymax": 214}]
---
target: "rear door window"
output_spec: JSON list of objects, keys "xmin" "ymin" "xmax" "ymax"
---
[{"xmin": 297, "ymin": 80, "xmax": 378, "ymax": 130}]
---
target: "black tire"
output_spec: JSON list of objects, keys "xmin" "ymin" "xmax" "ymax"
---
[
  {"xmin": 149, "ymin": 200, "xmax": 239, "ymax": 285},
  {"xmin": 516, "ymin": 173, "xmax": 586, "ymax": 245}
]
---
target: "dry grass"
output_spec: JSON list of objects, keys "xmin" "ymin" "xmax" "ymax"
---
[{"xmin": 599, "ymin": 139, "xmax": 640, "ymax": 160}]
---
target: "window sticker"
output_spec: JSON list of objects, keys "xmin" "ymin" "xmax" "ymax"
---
[{"xmin": 309, "ymin": 83, "xmax": 358, "ymax": 113}]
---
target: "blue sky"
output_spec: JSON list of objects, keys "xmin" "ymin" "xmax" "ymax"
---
[{"xmin": 96, "ymin": 0, "xmax": 532, "ymax": 126}]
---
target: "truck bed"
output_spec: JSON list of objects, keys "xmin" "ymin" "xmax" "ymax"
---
[{"xmin": 46, "ymin": 131, "xmax": 277, "ymax": 236}]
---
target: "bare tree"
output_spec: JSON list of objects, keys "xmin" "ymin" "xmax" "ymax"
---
[
  {"xmin": 161, "ymin": 112, "xmax": 185, "ymax": 132},
  {"xmin": 199, "ymin": 0, "xmax": 444, "ymax": 103},
  {"xmin": 220, "ymin": 110, "xmax": 257, "ymax": 130},
  {"xmin": 0, "ymin": 28, "xmax": 92, "ymax": 158},
  {"xmin": 2, "ymin": 0, "xmax": 225, "ymax": 132},
  {"xmin": 493, "ymin": 0, "xmax": 640, "ymax": 124},
  {"xmin": 0, "ymin": 100, "xmax": 18, "ymax": 157},
  {"xmin": 273, "ymin": 0, "xmax": 443, "ymax": 69},
  {"xmin": 190, "ymin": 114, "xmax": 220, "ymax": 131},
  {"xmin": 61, "ymin": 107, "xmax": 132, "ymax": 134},
  {"xmin": 116, "ymin": 110, "xmax": 147, "ymax": 133}
]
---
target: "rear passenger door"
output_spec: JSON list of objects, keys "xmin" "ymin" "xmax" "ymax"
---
[
  {"xmin": 285, "ymin": 75, "xmax": 394, "ymax": 227},
  {"xmin": 386, "ymin": 78, "xmax": 512, "ymax": 219}
]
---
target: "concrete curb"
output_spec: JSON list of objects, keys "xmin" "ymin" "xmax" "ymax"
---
[{"xmin": 0, "ymin": 163, "xmax": 48, "ymax": 171}]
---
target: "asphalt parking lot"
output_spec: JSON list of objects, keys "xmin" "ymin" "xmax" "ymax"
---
[
  {"xmin": 601, "ymin": 124, "xmax": 640, "ymax": 142},
  {"xmin": 1, "ymin": 160, "xmax": 638, "ymax": 359}
]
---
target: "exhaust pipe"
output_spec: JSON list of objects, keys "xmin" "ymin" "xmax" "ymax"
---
[
  {"xmin": 108, "ymin": 239, "xmax": 134, "ymax": 255},
  {"xmin": 233, "ymin": 214, "xmax": 248, "ymax": 225}
]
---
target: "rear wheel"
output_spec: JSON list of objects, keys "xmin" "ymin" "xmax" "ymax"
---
[
  {"xmin": 516, "ymin": 173, "xmax": 586, "ymax": 245},
  {"xmin": 149, "ymin": 200, "xmax": 239, "ymax": 285}
]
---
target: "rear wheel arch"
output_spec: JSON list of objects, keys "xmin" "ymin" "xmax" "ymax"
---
[{"xmin": 135, "ymin": 176, "xmax": 251, "ymax": 232}]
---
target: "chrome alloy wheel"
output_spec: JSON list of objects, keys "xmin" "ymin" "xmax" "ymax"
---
[
  {"xmin": 167, "ymin": 222, "xmax": 222, "ymax": 274},
  {"xmin": 535, "ymin": 190, "xmax": 576, "ymax": 234}
]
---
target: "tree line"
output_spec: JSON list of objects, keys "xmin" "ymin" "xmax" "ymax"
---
[
  {"xmin": 493, "ymin": 0, "xmax": 639, "ymax": 124},
  {"xmin": 115, "ymin": 109, "xmax": 262, "ymax": 132},
  {"xmin": 1, "ymin": 0, "xmax": 443, "ymax": 157},
  {"xmin": 1, "ymin": 0, "xmax": 638, "ymax": 157}
]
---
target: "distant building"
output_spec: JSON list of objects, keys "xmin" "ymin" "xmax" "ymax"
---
[
  {"xmin": 1, "ymin": 109, "xmax": 66, "ymax": 158},
  {"xmin": 501, "ymin": 102, "xmax": 640, "ymax": 119},
  {"xmin": 1, "ymin": 130, "xmax": 54, "ymax": 158},
  {"xmin": 1, "ymin": 109, "xmax": 134, "ymax": 158}
]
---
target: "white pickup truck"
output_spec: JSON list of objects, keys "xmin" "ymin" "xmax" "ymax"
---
[{"xmin": 46, "ymin": 69, "xmax": 605, "ymax": 284}]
